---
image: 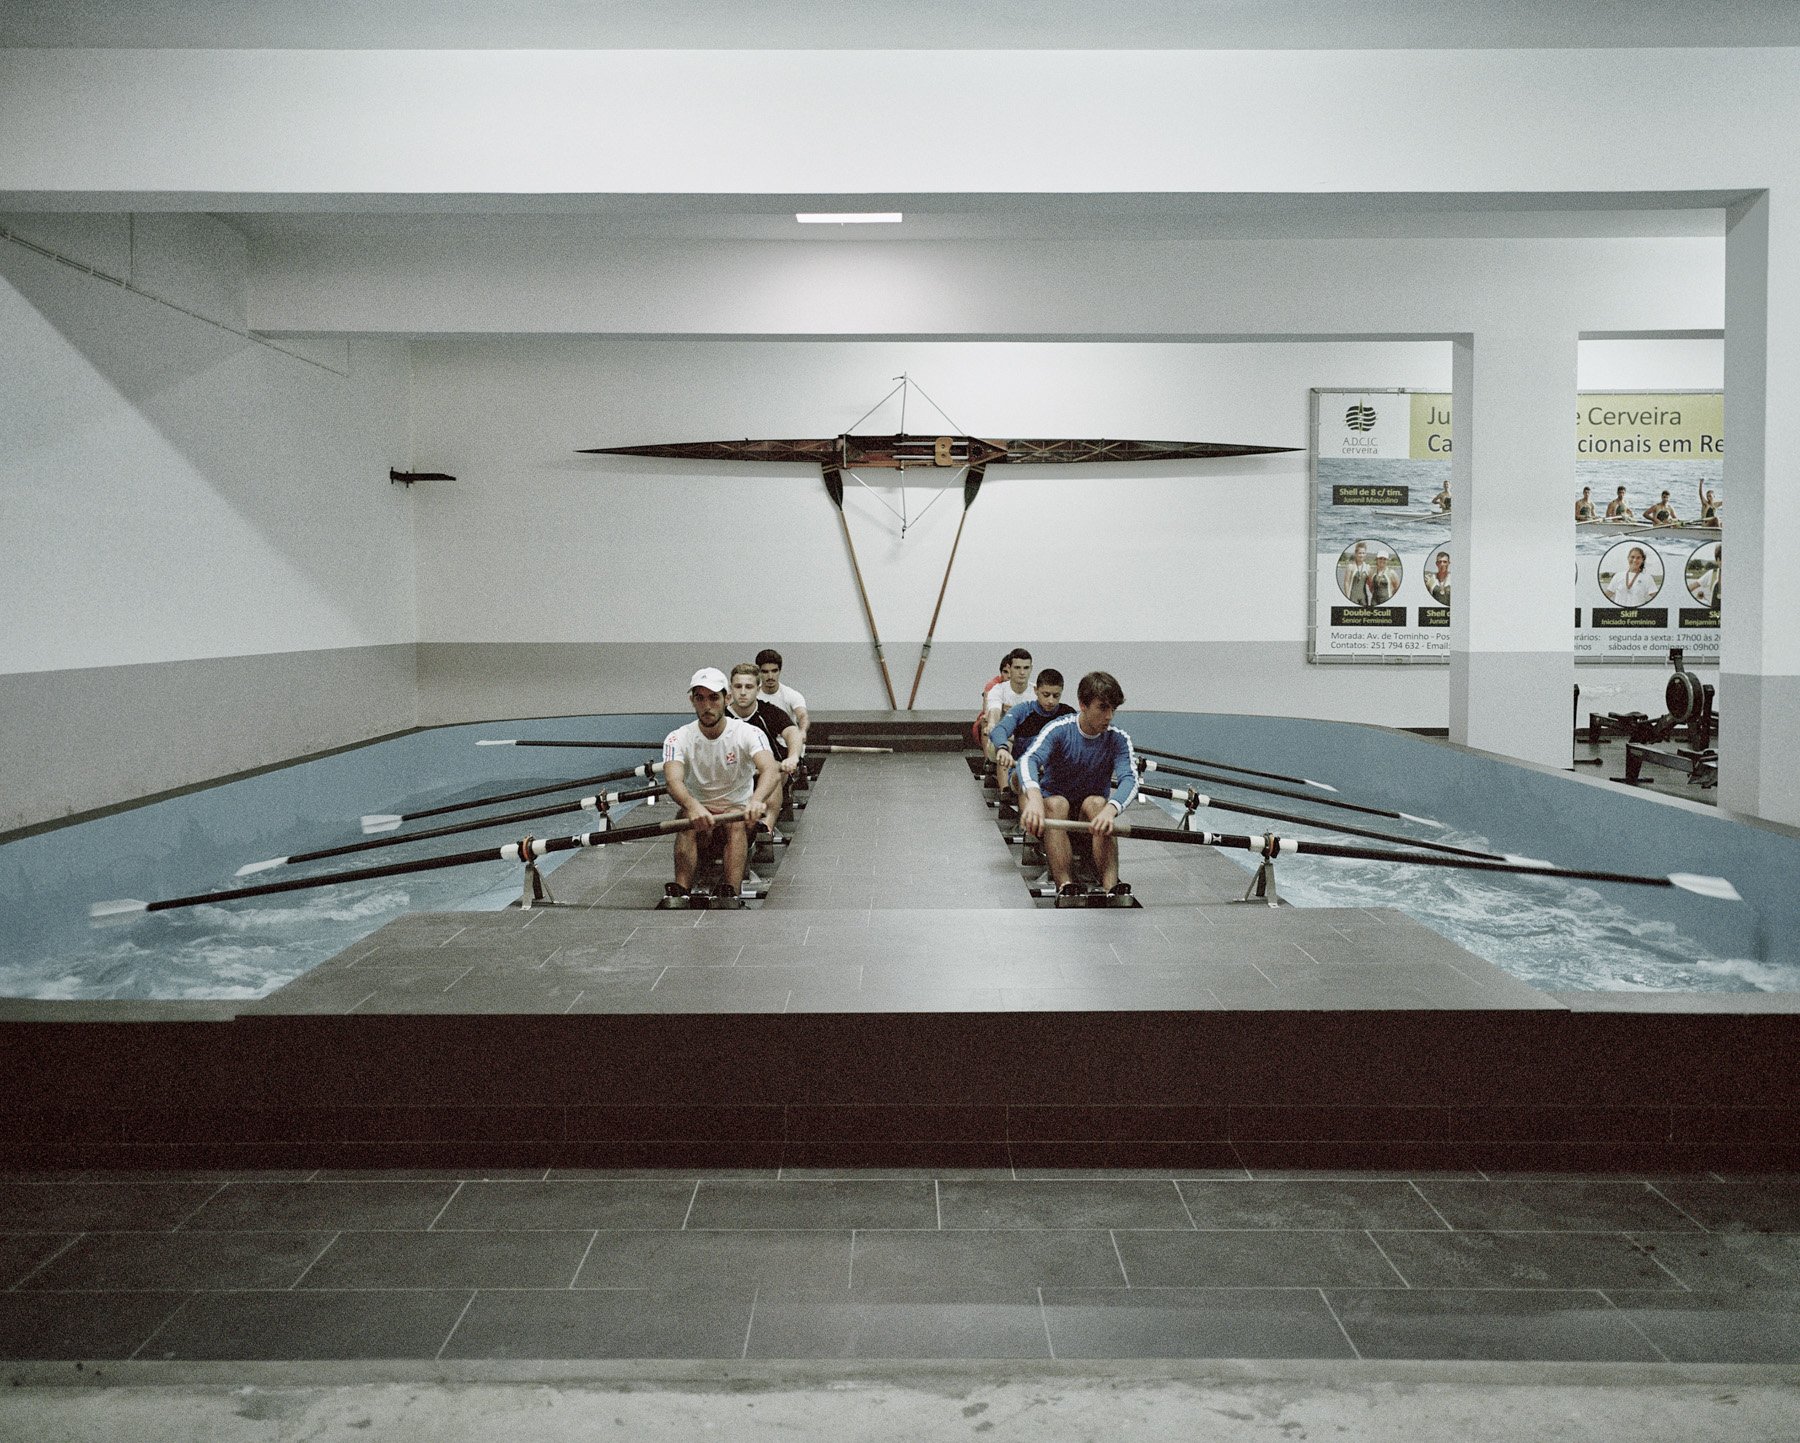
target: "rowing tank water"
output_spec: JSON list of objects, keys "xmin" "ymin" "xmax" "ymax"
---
[{"xmin": 0, "ymin": 710, "xmax": 1793, "ymax": 1001}]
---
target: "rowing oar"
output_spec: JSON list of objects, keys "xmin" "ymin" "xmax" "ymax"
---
[
  {"xmin": 479, "ymin": 739, "xmax": 891, "ymax": 755},
  {"xmin": 1138, "ymin": 758, "xmax": 1441, "ymax": 827},
  {"xmin": 825, "ymin": 462, "xmax": 898, "ymax": 710},
  {"xmin": 92, "ymin": 812, "xmax": 745, "ymax": 922},
  {"xmin": 360, "ymin": 761, "xmax": 663, "ymax": 834},
  {"xmin": 1134, "ymin": 745, "xmax": 1336, "ymax": 793},
  {"xmin": 476, "ymin": 738, "xmax": 663, "ymax": 750},
  {"xmin": 1043, "ymin": 819, "xmax": 1742, "ymax": 900},
  {"xmin": 905, "ymin": 462, "xmax": 985, "ymax": 709},
  {"xmin": 1134, "ymin": 783, "xmax": 1514, "ymax": 863},
  {"xmin": 238, "ymin": 785, "xmax": 667, "ymax": 877}
]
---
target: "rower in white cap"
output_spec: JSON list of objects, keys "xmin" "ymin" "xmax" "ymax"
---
[{"xmin": 661, "ymin": 667, "xmax": 781, "ymax": 904}]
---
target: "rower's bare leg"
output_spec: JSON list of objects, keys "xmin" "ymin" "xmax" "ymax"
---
[
  {"xmin": 672, "ymin": 831, "xmax": 699, "ymax": 890},
  {"xmin": 1081, "ymin": 795, "xmax": 1120, "ymax": 889},
  {"xmin": 721, "ymin": 820, "xmax": 749, "ymax": 889},
  {"xmin": 1041, "ymin": 795, "xmax": 1074, "ymax": 886}
]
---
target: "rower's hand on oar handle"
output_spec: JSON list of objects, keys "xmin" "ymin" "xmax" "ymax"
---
[
  {"xmin": 686, "ymin": 804, "xmax": 715, "ymax": 836},
  {"xmin": 742, "ymin": 798, "xmax": 767, "ymax": 830},
  {"xmin": 1090, "ymin": 801, "xmax": 1120, "ymax": 838},
  {"xmin": 1020, "ymin": 794, "xmax": 1045, "ymax": 838},
  {"xmin": 995, "ymin": 747, "xmax": 1014, "ymax": 789}
]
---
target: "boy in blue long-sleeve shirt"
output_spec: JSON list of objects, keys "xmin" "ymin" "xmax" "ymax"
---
[
  {"xmin": 988, "ymin": 668, "xmax": 1076, "ymax": 793},
  {"xmin": 1017, "ymin": 671, "xmax": 1136, "ymax": 897}
]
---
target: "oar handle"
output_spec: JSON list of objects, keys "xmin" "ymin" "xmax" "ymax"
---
[
  {"xmin": 481, "ymin": 739, "xmax": 665, "ymax": 750},
  {"xmin": 389, "ymin": 760, "xmax": 661, "ymax": 826}
]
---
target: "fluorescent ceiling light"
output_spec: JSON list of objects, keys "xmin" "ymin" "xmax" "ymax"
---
[{"xmin": 795, "ymin": 211, "xmax": 903, "ymax": 224}]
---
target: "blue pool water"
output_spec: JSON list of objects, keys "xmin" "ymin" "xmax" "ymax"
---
[
  {"xmin": 1, "ymin": 711, "xmax": 1793, "ymax": 999},
  {"xmin": 0, "ymin": 714, "xmax": 683, "ymax": 1001},
  {"xmin": 1128, "ymin": 713, "xmax": 1799, "ymax": 995}
]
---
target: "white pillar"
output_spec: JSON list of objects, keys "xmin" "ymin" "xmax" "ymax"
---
[
  {"xmin": 1720, "ymin": 188, "xmax": 1800, "ymax": 826},
  {"xmin": 1447, "ymin": 326, "xmax": 1579, "ymax": 771}
]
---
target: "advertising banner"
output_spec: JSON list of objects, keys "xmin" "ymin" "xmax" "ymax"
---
[{"xmin": 1309, "ymin": 390, "xmax": 1722, "ymax": 665}]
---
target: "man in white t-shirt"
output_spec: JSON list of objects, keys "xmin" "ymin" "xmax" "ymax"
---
[
  {"xmin": 755, "ymin": 649, "xmax": 808, "ymax": 744},
  {"xmin": 662, "ymin": 667, "xmax": 780, "ymax": 901},
  {"xmin": 982, "ymin": 649, "xmax": 1034, "ymax": 763}
]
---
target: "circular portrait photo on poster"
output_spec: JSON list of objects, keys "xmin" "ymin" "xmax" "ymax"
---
[
  {"xmin": 1422, "ymin": 549, "xmax": 1452, "ymax": 606},
  {"xmin": 1336, "ymin": 540, "xmax": 1404, "ymax": 606},
  {"xmin": 1685, "ymin": 541, "xmax": 1722, "ymax": 608},
  {"xmin": 1597, "ymin": 540, "xmax": 1663, "ymax": 607}
]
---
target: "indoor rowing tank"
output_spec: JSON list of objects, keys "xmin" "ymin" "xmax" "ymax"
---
[{"xmin": 3, "ymin": 712, "xmax": 1796, "ymax": 1173}]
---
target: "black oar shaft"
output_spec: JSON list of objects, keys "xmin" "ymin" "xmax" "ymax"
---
[
  {"xmin": 397, "ymin": 761, "xmax": 659, "ymax": 823},
  {"xmin": 495, "ymin": 739, "xmax": 664, "ymax": 750},
  {"xmin": 147, "ymin": 813, "xmax": 737, "ymax": 914},
  {"xmin": 1048, "ymin": 820, "xmax": 1675, "ymax": 890},
  {"xmin": 1144, "ymin": 759, "xmax": 1403, "ymax": 821},
  {"xmin": 1135, "ymin": 783, "xmax": 1500, "ymax": 862},
  {"xmin": 297, "ymin": 785, "xmax": 666, "ymax": 866},
  {"xmin": 1135, "ymin": 745, "xmax": 1315, "ymax": 789}
]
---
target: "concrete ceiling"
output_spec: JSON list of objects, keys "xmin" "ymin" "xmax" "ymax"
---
[
  {"xmin": 4, "ymin": 0, "xmax": 1798, "ymax": 50},
  {"xmin": 213, "ymin": 193, "xmax": 1732, "ymax": 252}
]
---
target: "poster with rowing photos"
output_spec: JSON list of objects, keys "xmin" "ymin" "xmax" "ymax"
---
[{"xmin": 1308, "ymin": 389, "xmax": 1723, "ymax": 666}]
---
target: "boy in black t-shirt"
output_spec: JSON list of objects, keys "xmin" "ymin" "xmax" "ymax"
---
[{"xmin": 727, "ymin": 663, "xmax": 803, "ymax": 829}]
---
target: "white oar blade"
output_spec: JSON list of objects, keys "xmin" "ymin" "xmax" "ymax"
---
[
  {"xmin": 1670, "ymin": 872, "xmax": 1743, "ymax": 902},
  {"xmin": 1398, "ymin": 812, "xmax": 1444, "ymax": 829},
  {"xmin": 89, "ymin": 899, "xmax": 148, "ymax": 924},
  {"xmin": 1305, "ymin": 780, "xmax": 1338, "ymax": 793},
  {"xmin": 360, "ymin": 814, "xmax": 403, "ymax": 834},
  {"xmin": 234, "ymin": 857, "xmax": 287, "ymax": 878},
  {"xmin": 1503, "ymin": 855, "xmax": 1557, "ymax": 869},
  {"xmin": 476, "ymin": 739, "xmax": 517, "ymax": 747}
]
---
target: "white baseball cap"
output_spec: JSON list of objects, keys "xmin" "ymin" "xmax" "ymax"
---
[{"xmin": 689, "ymin": 667, "xmax": 730, "ymax": 694}]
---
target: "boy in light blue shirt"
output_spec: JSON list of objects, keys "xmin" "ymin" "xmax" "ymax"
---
[{"xmin": 1017, "ymin": 671, "xmax": 1136, "ymax": 897}]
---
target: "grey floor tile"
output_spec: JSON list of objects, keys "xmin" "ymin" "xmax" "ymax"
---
[
  {"xmin": 442, "ymin": 1287, "xmax": 755, "ymax": 1359},
  {"xmin": 25, "ymin": 1231, "xmax": 336, "ymax": 1290},
  {"xmin": 938, "ymin": 1181, "xmax": 1193, "ymax": 1230},
  {"xmin": 1114, "ymin": 1230, "xmax": 1401, "ymax": 1288},
  {"xmin": 1413, "ymin": 1180, "xmax": 1703, "ymax": 1233},
  {"xmin": 180, "ymin": 1180, "xmax": 460, "ymax": 1232},
  {"xmin": 0, "ymin": 1181, "xmax": 220, "ymax": 1232},
  {"xmin": 851, "ymin": 1230, "xmax": 1126, "ymax": 1290},
  {"xmin": 574, "ymin": 1230, "xmax": 852, "ymax": 1291},
  {"xmin": 746, "ymin": 1287, "xmax": 1051, "ymax": 1359},
  {"xmin": 1604, "ymin": 1288, "xmax": 1800, "ymax": 1362},
  {"xmin": 1176, "ymin": 1180, "xmax": 1448, "ymax": 1231},
  {"xmin": 687, "ymin": 1181, "xmax": 937, "ymax": 1230},
  {"xmin": 0, "ymin": 1291, "xmax": 187, "ymax": 1360},
  {"xmin": 142, "ymin": 1288, "xmax": 475, "ymax": 1360},
  {"xmin": 1630, "ymin": 1230, "xmax": 1800, "ymax": 1289},
  {"xmin": 1651, "ymin": 1180, "xmax": 1800, "ymax": 1233},
  {"xmin": 1327, "ymin": 1288, "xmax": 1662, "ymax": 1361},
  {"xmin": 0, "ymin": 1232, "xmax": 76, "ymax": 1287},
  {"xmin": 312, "ymin": 1169, "xmax": 549, "ymax": 1182},
  {"xmin": 432, "ymin": 1179, "xmax": 695, "ymax": 1231},
  {"xmin": 297, "ymin": 1230, "xmax": 594, "ymax": 1289},
  {"xmin": 1372, "ymin": 1231, "xmax": 1680, "ymax": 1290},
  {"xmin": 1043, "ymin": 1287, "xmax": 1355, "ymax": 1359}
]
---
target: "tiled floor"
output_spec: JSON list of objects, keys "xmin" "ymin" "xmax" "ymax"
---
[{"xmin": 2, "ymin": 1170, "xmax": 1797, "ymax": 1361}]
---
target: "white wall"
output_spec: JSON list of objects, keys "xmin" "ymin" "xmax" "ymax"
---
[
  {"xmin": 0, "ymin": 214, "xmax": 420, "ymax": 828},
  {"xmin": 0, "ymin": 216, "xmax": 417, "ymax": 674}
]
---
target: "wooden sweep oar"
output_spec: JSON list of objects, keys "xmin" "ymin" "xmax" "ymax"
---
[
  {"xmin": 238, "ymin": 785, "xmax": 667, "ymax": 877},
  {"xmin": 1043, "ymin": 819, "xmax": 1742, "ymax": 899},
  {"xmin": 360, "ymin": 761, "xmax": 663, "ymax": 834},
  {"xmin": 1139, "ymin": 758, "xmax": 1441, "ymax": 827},
  {"xmin": 825, "ymin": 463, "xmax": 898, "ymax": 710},
  {"xmin": 1133, "ymin": 745, "xmax": 1337, "ymax": 793},
  {"xmin": 906, "ymin": 462, "xmax": 986, "ymax": 709},
  {"xmin": 92, "ymin": 812, "xmax": 744, "ymax": 922},
  {"xmin": 1134, "ymin": 783, "xmax": 1518, "ymax": 863}
]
